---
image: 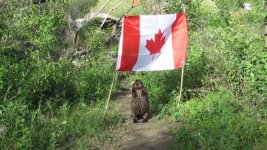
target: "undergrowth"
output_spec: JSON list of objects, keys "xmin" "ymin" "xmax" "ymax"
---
[
  {"xmin": 1, "ymin": 0, "xmax": 266, "ymax": 149},
  {"xmin": 171, "ymin": 90, "xmax": 267, "ymax": 150},
  {"xmin": 0, "ymin": 0, "xmax": 121, "ymax": 149},
  {"xmin": 0, "ymin": 100, "xmax": 123, "ymax": 149},
  {"xmin": 130, "ymin": 0, "xmax": 267, "ymax": 149}
]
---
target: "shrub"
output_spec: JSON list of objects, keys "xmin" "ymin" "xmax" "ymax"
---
[
  {"xmin": 0, "ymin": 0, "xmax": 119, "ymax": 149},
  {"xmin": 172, "ymin": 90, "xmax": 267, "ymax": 150},
  {"xmin": 0, "ymin": 100, "xmax": 32, "ymax": 149},
  {"xmin": 0, "ymin": 100, "xmax": 123, "ymax": 149}
]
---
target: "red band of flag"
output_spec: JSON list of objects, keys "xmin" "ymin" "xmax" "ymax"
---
[{"xmin": 118, "ymin": 16, "xmax": 140, "ymax": 71}]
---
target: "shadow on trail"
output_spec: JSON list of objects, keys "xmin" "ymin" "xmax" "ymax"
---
[
  {"xmin": 111, "ymin": 87, "xmax": 130, "ymax": 99},
  {"xmin": 119, "ymin": 130, "xmax": 177, "ymax": 150}
]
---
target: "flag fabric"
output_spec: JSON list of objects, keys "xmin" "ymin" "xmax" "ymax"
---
[{"xmin": 116, "ymin": 13, "xmax": 188, "ymax": 71}]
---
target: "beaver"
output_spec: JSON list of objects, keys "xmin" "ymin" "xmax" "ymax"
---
[{"xmin": 131, "ymin": 80, "xmax": 149, "ymax": 123}]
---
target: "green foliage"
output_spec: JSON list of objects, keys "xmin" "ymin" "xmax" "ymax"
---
[
  {"xmin": 172, "ymin": 90, "xmax": 267, "ymax": 150},
  {"xmin": 130, "ymin": 1, "xmax": 267, "ymax": 149},
  {"xmin": 0, "ymin": 0, "xmax": 113, "ymax": 105},
  {"xmin": 165, "ymin": 1, "xmax": 266, "ymax": 149},
  {"xmin": 0, "ymin": 100, "xmax": 32, "ymax": 149},
  {"xmin": 165, "ymin": 0, "xmax": 206, "ymax": 29},
  {"xmin": 23, "ymin": 59, "xmax": 78, "ymax": 105},
  {"xmin": 130, "ymin": 71, "xmax": 179, "ymax": 109},
  {"xmin": 84, "ymin": 23, "xmax": 109, "ymax": 55},
  {"xmin": 129, "ymin": 31, "xmax": 208, "ymax": 111},
  {"xmin": 76, "ymin": 56, "xmax": 114, "ymax": 102},
  {"xmin": 0, "ymin": 0, "xmax": 266, "ymax": 149},
  {"xmin": 75, "ymin": 24, "xmax": 115, "ymax": 102},
  {"xmin": 0, "ymin": 100, "xmax": 122, "ymax": 149},
  {"xmin": 1, "ymin": 0, "xmax": 66, "ymax": 54},
  {"xmin": 0, "ymin": 0, "xmax": 67, "ymax": 101},
  {"xmin": 0, "ymin": 0, "xmax": 118, "ymax": 148}
]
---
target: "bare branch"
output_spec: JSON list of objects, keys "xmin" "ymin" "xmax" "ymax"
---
[
  {"xmin": 116, "ymin": 2, "xmax": 141, "ymax": 30},
  {"xmin": 124, "ymin": 0, "xmax": 141, "ymax": 16},
  {"xmin": 84, "ymin": 0, "xmax": 112, "ymax": 21},
  {"xmin": 92, "ymin": 0, "xmax": 112, "ymax": 18},
  {"xmin": 100, "ymin": 1, "xmax": 123, "ymax": 29},
  {"xmin": 73, "ymin": 0, "xmax": 112, "ymax": 32},
  {"xmin": 72, "ymin": 48, "xmax": 87, "ymax": 57},
  {"xmin": 0, "ymin": 0, "xmax": 8, "ymax": 12}
]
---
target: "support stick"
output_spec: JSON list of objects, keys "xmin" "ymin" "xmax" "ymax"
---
[
  {"xmin": 103, "ymin": 71, "xmax": 117, "ymax": 119},
  {"xmin": 177, "ymin": 65, "xmax": 185, "ymax": 107}
]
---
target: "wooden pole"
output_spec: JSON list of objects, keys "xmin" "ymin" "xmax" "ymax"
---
[
  {"xmin": 102, "ymin": 71, "xmax": 117, "ymax": 119},
  {"xmin": 177, "ymin": 65, "xmax": 185, "ymax": 107}
]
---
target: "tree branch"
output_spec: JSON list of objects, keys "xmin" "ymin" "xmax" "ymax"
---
[
  {"xmin": 73, "ymin": 0, "xmax": 112, "ymax": 32},
  {"xmin": 120, "ymin": 2, "xmax": 140, "ymax": 23},
  {"xmin": 115, "ymin": 1, "xmax": 141, "ymax": 32},
  {"xmin": 0, "ymin": 0, "xmax": 8, "ymax": 12},
  {"xmin": 91, "ymin": 0, "xmax": 112, "ymax": 19},
  {"xmin": 100, "ymin": 1, "xmax": 123, "ymax": 29},
  {"xmin": 72, "ymin": 49, "xmax": 87, "ymax": 57}
]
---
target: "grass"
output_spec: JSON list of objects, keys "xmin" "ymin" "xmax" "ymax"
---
[
  {"xmin": 201, "ymin": 0, "xmax": 218, "ymax": 13},
  {"xmin": 124, "ymin": 0, "xmax": 267, "ymax": 149},
  {"xmin": 0, "ymin": 100, "xmax": 124, "ymax": 149},
  {"xmin": 60, "ymin": 102, "xmax": 124, "ymax": 149},
  {"xmin": 2, "ymin": 0, "xmax": 265, "ymax": 149},
  {"xmin": 172, "ymin": 90, "xmax": 267, "ymax": 150},
  {"xmin": 92, "ymin": 0, "xmax": 143, "ymax": 17}
]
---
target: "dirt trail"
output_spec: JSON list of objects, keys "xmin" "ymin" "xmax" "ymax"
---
[{"xmin": 108, "ymin": 78, "xmax": 181, "ymax": 150}]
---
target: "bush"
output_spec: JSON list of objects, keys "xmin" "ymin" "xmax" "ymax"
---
[
  {"xmin": 0, "ymin": 100, "xmax": 123, "ymax": 149},
  {"xmin": 0, "ymin": 0, "xmax": 114, "ymax": 105},
  {"xmin": 67, "ymin": 0, "xmax": 98, "ymax": 19},
  {"xmin": 0, "ymin": 0, "xmax": 68, "ymax": 104},
  {"xmin": 76, "ymin": 56, "xmax": 114, "ymax": 102},
  {"xmin": 0, "ymin": 100, "xmax": 32, "ymax": 149},
  {"xmin": 172, "ymin": 90, "xmax": 267, "ymax": 150},
  {"xmin": 139, "ymin": 1, "xmax": 267, "ymax": 149},
  {"xmin": 165, "ymin": 0, "xmax": 207, "ymax": 30},
  {"xmin": 0, "ymin": 0, "xmax": 119, "ymax": 148}
]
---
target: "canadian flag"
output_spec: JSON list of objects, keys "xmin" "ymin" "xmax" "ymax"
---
[{"xmin": 116, "ymin": 13, "xmax": 188, "ymax": 71}]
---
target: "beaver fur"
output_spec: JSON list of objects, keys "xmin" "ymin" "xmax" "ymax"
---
[{"xmin": 131, "ymin": 80, "xmax": 149, "ymax": 123}]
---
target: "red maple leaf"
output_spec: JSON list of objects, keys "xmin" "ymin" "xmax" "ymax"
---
[{"xmin": 145, "ymin": 29, "xmax": 166, "ymax": 60}]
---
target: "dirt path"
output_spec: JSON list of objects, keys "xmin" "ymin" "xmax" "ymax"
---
[{"xmin": 108, "ymin": 78, "xmax": 181, "ymax": 150}]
